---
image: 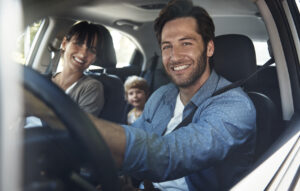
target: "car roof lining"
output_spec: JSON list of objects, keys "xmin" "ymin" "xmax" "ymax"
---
[{"xmin": 23, "ymin": 0, "xmax": 267, "ymax": 41}]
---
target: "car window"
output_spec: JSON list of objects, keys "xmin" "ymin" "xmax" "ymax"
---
[
  {"xmin": 107, "ymin": 27, "xmax": 137, "ymax": 68},
  {"xmin": 296, "ymin": 0, "xmax": 300, "ymax": 11},
  {"xmin": 14, "ymin": 20, "xmax": 43, "ymax": 65},
  {"xmin": 254, "ymin": 41, "xmax": 271, "ymax": 66}
]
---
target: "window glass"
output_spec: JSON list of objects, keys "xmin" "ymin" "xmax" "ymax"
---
[
  {"xmin": 108, "ymin": 28, "xmax": 137, "ymax": 68},
  {"xmin": 296, "ymin": 0, "xmax": 300, "ymax": 12},
  {"xmin": 14, "ymin": 21, "xmax": 42, "ymax": 65},
  {"xmin": 254, "ymin": 41, "xmax": 271, "ymax": 65}
]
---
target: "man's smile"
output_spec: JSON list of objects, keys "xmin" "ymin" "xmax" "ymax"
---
[{"xmin": 171, "ymin": 64, "xmax": 191, "ymax": 71}]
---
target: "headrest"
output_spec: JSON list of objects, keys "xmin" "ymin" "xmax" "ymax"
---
[
  {"xmin": 92, "ymin": 25, "xmax": 117, "ymax": 68},
  {"xmin": 211, "ymin": 34, "xmax": 257, "ymax": 88}
]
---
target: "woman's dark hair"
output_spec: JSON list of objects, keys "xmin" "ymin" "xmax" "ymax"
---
[
  {"xmin": 65, "ymin": 21, "xmax": 109, "ymax": 60},
  {"xmin": 154, "ymin": 0, "xmax": 215, "ymax": 47}
]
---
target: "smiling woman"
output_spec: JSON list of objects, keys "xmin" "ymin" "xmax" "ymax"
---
[{"xmin": 50, "ymin": 21, "xmax": 105, "ymax": 116}]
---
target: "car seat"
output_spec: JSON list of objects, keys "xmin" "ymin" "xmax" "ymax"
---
[
  {"xmin": 105, "ymin": 49, "xmax": 143, "ymax": 83},
  {"xmin": 212, "ymin": 34, "xmax": 281, "ymax": 160},
  {"xmin": 86, "ymin": 25, "xmax": 126, "ymax": 124}
]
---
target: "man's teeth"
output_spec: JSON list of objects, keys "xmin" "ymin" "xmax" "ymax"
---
[
  {"xmin": 74, "ymin": 57, "xmax": 84, "ymax": 64},
  {"xmin": 173, "ymin": 65, "xmax": 189, "ymax": 71}
]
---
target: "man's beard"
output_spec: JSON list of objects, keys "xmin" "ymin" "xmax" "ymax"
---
[{"xmin": 165, "ymin": 48, "xmax": 207, "ymax": 88}]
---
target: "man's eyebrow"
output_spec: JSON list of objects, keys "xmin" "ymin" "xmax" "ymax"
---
[
  {"xmin": 179, "ymin": 37, "xmax": 196, "ymax": 41},
  {"xmin": 161, "ymin": 37, "xmax": 196, "ymax": 45},
  {"xmin": 161, "ymin": 41, "xmax": 170, "ymax": 45}
]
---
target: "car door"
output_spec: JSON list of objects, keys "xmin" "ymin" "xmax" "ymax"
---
[{"xmin": 232, "ymin": 0, "xmax": 300, "ymax": 189}]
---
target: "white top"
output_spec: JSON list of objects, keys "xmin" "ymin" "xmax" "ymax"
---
[
  {"xmin": 65, "ymin": 81, "xmax": 77, "ymax": 94},
  {"xmin": 163, "ymin": 94, "xmax": 185, "ymax": 135},
  {"xmin": 153, "ymin": 93, "xmax": 189, "ymax": 191}
]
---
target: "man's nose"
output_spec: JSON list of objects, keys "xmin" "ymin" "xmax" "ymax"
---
[{"xmin": 170, "ymin": 46, "xmax": 182, "ymax": 62}]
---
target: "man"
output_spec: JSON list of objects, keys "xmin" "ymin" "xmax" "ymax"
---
[{"xmin": 92, "ymin": 0, "xmax": 256, "ymax": 190}]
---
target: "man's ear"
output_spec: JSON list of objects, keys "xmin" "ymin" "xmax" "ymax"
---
[{"xmin": 206, "ymin": 40, "xmax": 214, "ymax": 57}]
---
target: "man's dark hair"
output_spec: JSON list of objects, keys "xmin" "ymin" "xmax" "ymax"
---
[
  {"xmin": 65, "ymin": 21, "xmax": 109, "ymax": 60},
  {"xmin": 154, "ymin": 0, "xmax": 215, "ymax": 46}
]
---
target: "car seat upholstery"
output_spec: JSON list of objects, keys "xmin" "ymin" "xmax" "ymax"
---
[
  {"xmin": 86, "ymin": 25, "xmax": 126, "ymax": 124},
  {"xmin": 91, "ymin": 30, "xmax": 142, "ymax": 83},
  {"xmin": 89, "ymin": 73, "xmax": 126, "ymax": 123},
  {"xmin": 93, "ymin": 25, "xmax": 117, "ymax": 69},
  {"xmin": 211, "ymin": 34, "xmax": 257, "ymax": 91},
  {"xmin": 247, "ymin": 92, "xmax": 280, "ymax": 160},
  {"xmin": 142, "ymin": 53, "xmax": 169, "ymax": 94},
  {"xmin": 212, "ymin": 34, "xmax": 281, "ymax": 160},
  {"xmin": 105, "ymin": 49, "xmax": 143, "ymax": 82}
]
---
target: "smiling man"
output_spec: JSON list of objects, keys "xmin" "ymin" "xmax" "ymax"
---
[
  {"xmin": 160, "ymin": 16, "xmax": 213, "ymax": 106},
  {"xmin": 91, "ymin": 0, "xmax": 256, "ymax": 190}
]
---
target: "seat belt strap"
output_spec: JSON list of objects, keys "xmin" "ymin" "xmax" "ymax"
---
[
  {"xmin": 161, "ymin": 107, "xmax": 197, "ymax": 136},
  {"xmin": 212, "ymin": 57, "xmax": 274, "ymax": 97}
]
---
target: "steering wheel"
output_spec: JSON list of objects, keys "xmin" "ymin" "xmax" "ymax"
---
[{"xmin": 23, "ymin": 66, "xmax": 120, "ymax": 191}]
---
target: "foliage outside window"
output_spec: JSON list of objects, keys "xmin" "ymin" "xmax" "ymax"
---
[
  {"xmin": 109, "ymin": 28, "xmax": 136, "ymax": 68},
  {"xmin": 14, "ymin": 21, "xmax": 41, "ymax": 65}
]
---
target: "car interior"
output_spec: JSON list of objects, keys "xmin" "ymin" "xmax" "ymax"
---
[
  {"xmin": 0, "ymin": 0, "xmax": 299, "ymax": 190},
  {"xmin": 85, "ymin": 25, "xmax": 127, "ymax": 123}
]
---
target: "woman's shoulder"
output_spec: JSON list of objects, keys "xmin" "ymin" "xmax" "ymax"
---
[
  {"xmin": 81, "ymin": 75, "xmax": 103, "ymax": 86},
  {"xmin": 74, "ymin": 75, "xmax": 104, "ymax": 93}
]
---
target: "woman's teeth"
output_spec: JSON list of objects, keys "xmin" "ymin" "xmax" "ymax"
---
[{"xmin": 74, "ymin": 57, "xmax": 84, "ymax": 64}]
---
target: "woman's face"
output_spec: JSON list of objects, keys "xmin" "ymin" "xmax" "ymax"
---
[{"xmin": 61, "ymin": 34, "xmax": 98, "ymax": 72}]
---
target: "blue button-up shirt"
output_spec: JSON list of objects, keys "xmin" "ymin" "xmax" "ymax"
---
[{"xmin": 121, "ymin": 70, "xmax": 256, "ymax": 190}]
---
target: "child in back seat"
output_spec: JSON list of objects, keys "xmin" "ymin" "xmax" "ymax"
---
[{"xmin": 124, "ymin": 75, "xmax": 149, "ymax": 125}]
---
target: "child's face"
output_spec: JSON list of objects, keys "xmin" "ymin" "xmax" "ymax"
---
[{"xmin": 127, "ymin": 88, "xmax": 147, "ymax": 109}]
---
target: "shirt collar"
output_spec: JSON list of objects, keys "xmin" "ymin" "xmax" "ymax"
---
[
  {"xmin": 163, "ymin": 83, "xmax": 179, "ymax": 108},
  {"xmin": 163, "ymin": 70, "xmax": 220, "ymax": 108},
  {"xmin": 190, "ymin": 70, "xmax": 219, "ymax": 107}
]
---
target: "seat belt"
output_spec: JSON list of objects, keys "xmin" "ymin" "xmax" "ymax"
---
[
  {"xmin": 161, "ymin": 107, "xmax": 197, "ymax": 136},
  {"xmin": 45, "ymin": 39, "xmax": 61, "ymax": 75},
  {"xmin": 212, "ymin": 57, "xmax": 275, "ymax": 96}
]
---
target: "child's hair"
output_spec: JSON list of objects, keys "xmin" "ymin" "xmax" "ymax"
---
[{"xmin": 124, "ymin": 75, "xmax": 149, "ymax": 100}]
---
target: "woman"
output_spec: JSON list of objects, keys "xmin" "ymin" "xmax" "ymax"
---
[
  {"xmin": 25, "ymin": 21, "xmax": 106, "ymax": 127},
  {"xmin": 52, "ymin": 21, "xmax": 106, "ymax": 116}
]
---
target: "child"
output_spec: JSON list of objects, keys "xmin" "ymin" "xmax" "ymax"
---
[{"xmin": 124, "ymin": 75, "xmax": 149, "ymax": 125}]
